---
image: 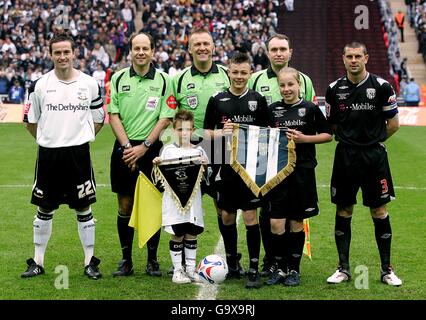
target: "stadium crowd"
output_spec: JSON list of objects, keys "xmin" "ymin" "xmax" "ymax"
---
[
  {"xmin": 409, "ymin": 0, "xmax": 426, "ymax": 63},
  {"xmin": 0, "ymin": 0, "xmax": 281, "ymax": 102}
]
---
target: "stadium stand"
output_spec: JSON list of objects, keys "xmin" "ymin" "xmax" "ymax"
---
[
  {"xmin": 1, "ymin": 0, "xmax": 423, "ymax": 104},
  {"xmin": 279, "ymin": 0, "xmax": 398, "ymax": 97}
]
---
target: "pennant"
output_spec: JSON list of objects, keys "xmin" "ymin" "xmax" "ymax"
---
[
  {"xmin": 230, "ymin": 124, "xmax": 296, "ymax": 197},
  {"xmin": 129, "ymin": 172, "xmax": 162, "ymax": 248},
  {"xmin": 153, "ymin": 155, "xmax": 204, "ymax": 214}
]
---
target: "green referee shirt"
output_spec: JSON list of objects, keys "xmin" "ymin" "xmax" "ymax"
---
[
  {"xmin": 108, "ymin": 64, "xmax": 176, "ymax": 140},
  {"xmin": 173, "ymin": 63, "xmax": 230, "ymax": 129},
  {"xmin": 248, "ymin": 66, "xmax": 316, "ymax": 105}
]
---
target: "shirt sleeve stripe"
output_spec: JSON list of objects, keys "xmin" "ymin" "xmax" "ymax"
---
[{"xmin": 383, "ymin": 103, "xmax": 397, "ymax": 112}]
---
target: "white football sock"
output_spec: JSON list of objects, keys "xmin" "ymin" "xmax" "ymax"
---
[{"xmin": 76, "ymin": 208, "xmax": 95, "ymax": 266}]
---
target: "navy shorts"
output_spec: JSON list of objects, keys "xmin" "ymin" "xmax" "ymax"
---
[
  {"xmin": 331, "ymin": 142, "xmax": 395, "ymax": 208},
  {"xmin": 110, "ymin": 139, "xmax": 162, "ymax": 196},
  {"xmin": 31, "ymin": 143, "xmax": 96, "ymax": 210},
  {"xmin": 262, "ymin": 167, "xmax": 319, "ymax": 220}
]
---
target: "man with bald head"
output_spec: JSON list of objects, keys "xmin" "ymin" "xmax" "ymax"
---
[{"xmin": 108, "ymin": 32, "xmax": 176, "ymax": 277}]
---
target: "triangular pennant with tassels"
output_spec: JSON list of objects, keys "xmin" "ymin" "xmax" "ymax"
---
[
  {"xmin": 153, "ymin": 155, "xmax": 204, "ymax": 214},
  {"xmin": 230, "ymin": 124, "xmax": 296, "ymax": 197}
]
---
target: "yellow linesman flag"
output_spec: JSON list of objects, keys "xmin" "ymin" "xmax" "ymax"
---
[
  {"xmin": 303, "ymin": 219, "xmax": 312, "ymax": 259},
  {"xmin": 129, "ymin": 172, "xmax": 162, "ymax": 248}
]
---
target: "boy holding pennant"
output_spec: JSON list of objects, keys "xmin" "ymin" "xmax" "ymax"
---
[
  {"xmin": 263, "ymin": 67, "xmax": 332, "ymax": 286},
  {"xmin": 204, "ymin": 52, "xmax": 269, "ymax": 289},
  {"xmin": 152, "ymin": 110, "xmax": 208, "ymax": 284}
]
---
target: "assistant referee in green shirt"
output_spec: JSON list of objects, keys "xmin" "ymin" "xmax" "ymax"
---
[{"xmin": 108, "ymin": 32, "xmax": 176, "ymax": 278}]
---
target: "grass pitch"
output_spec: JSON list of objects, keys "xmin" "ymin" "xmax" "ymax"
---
[{"xmin": 0, "ymin": 123, "xmax": 425, "ymax": 301}]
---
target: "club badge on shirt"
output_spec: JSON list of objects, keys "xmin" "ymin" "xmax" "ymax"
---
[
  {"xmin": 366, "ymin": 88, "xmax": 376, "ymax": 99},
  {"xmin": 187, "ymin": 95, "xmax": 198, "ymax": 109},
  {"xmin": 248, "ymin": 101, "xmax": 258, "ymax": 111}
]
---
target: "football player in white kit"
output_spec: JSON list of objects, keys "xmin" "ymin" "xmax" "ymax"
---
[{"xmin": 22, "ymin": 33, "xmax": 105, "ymax": 280}]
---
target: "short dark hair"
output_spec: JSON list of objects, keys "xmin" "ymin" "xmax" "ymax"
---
[
  {"xmin": 188, "ymin": 28, "xmax": 213, "ymax": 46},
  {"xmin": 266, "ymin": 34, "xmax": 292, "ymax": 50},
  {"xmin": 129, "ymin": 32, "xmax": 155, "ymax": 50},
  {"xmin": 229, "ymin": 52, "xmax": 250, "ymax": 65},
  {"xmin": 173, "ymin": 110, "xmax": 194, "ymax": 128},
  {"xmin": 49, "ymin": 33, "xmax": 75, "ymax": 54},
  {"xmin": 343, "ymin": 42, "xmax": 368, "ymax": 55}
]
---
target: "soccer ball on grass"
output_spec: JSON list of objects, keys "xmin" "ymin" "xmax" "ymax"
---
[{"xmin": 197, "ymin": 254, "xmax": 228, "ymax": 284}]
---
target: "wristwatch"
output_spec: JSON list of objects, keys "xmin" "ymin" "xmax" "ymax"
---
[
  {"xmin": 143, "ymin": 140, "xmax": 152, "ymax": 148},
  {"xmin": 121, "ymin": 142, "xmax": 131, "ymax": 151}
]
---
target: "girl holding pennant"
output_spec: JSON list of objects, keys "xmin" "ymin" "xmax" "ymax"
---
[
  {"xmin": 153, "ymin": 110, "xmax": 208, "ymax": 284},
  {"xmin": 263, "ymin": 67, "xmax": 332, "ymax": 286}
]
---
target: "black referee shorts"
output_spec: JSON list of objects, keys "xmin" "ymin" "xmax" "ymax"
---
[
  {"xmin": 262, "ymin": 167, "xmax": 319, "ymax": 220},
  {"xmin": 31, "ymin": 143, "xmax": 96, "ymax": 210},
  {"xmin": 110, "ymin": 139, "xmax": 162, "ymax": 196},
  {"xmin": 330, "ymin": 142, "xmax": 395, "ymax": 208}
]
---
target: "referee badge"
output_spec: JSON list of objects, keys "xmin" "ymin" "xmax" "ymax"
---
[
  {"xmin": 366, "ymin": 88, "xmax": 376, "ymax": 99},
  {"xmin": 146, "ymin": 97, "xmax": 159, "ymax": 111},
  {"xmin": 187, "ymin": 95, "xmax": 198, "ymax": 109},
  {"xmin": 248, "ymin": 101, "xmax": 258, "ymax": 111}
]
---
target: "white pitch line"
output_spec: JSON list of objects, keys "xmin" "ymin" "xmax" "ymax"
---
[{"xmin": 196, "ymin": 211, "xmax": 242, "ymax": 301}]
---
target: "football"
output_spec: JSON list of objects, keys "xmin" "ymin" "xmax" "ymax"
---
[{"xmin": 197, "ymin": 254, "xmax": 228, "ymax": 284}]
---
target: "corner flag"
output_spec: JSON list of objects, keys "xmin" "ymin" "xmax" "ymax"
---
[{"xmin": 129, "ymin": 172, "xmax": 162, "ymax": 248}]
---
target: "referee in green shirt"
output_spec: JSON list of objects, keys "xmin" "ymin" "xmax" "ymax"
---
[
  {"xmin": 248, "ymin": 34, "xmax": 317, "ymax": 278},
  {"xmin": 108, "ymin": 32, "xmax": 176, "ymax": 277},
  {"xmin": 173, "ymin": 29, "xmax": 230, "ymax": 131},
  {"xmin": 172, "ymin": 28, "xmax": 246, "ymax": 276}
]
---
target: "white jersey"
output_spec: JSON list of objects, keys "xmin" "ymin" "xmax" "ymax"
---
[
  {"xmin": 160, "ymin": 143, "xmax": 208, "ymax": 231},
  {"xmin": 24, "ymin": 70, "xmax": 103, "ymax": 148}
]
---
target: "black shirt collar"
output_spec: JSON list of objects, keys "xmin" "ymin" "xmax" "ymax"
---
[
  {"xmin": 267, "ymin": 66, "xmax": 277, "ymax": 79},
  {"xmin": 190, "ymin": 62, "xmax": 219, "ymax": 76},
  {"xmin": 129, "ymin": 64, "xmax": 156, "ymax": 79}
]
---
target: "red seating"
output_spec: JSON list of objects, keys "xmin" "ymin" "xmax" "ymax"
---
[{"xmin": 278, "ymin": 0, "xmax": 396, "ymax": 96}]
